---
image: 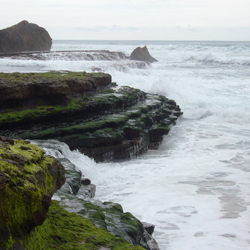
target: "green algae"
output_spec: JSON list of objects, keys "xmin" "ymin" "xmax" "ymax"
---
[
  {"xmin": 0, "ymin": 71, "xmax": 106, "ymax": 82},
  {"xmin": 0, "ymin": 97, "xmax": 86, "ymax": 126},
  {"xmin": 22, "ymin": 201, "xmax": 144, "ymax": 250},
  {"xmin": 0, "ymin": 139, "xmax": 64, "ymax": 242}
]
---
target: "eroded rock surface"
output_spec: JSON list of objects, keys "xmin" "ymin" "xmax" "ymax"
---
[
  {"xmin": 0, "ymin": 137, "xmax": 65, "ymax": 243},
  {"xmin": 0, "ymin": 20, "xmax": 52, "ymax": 53},
  {"xmin": 0, "ymin": 72, "xmax": 182, "ymax": 162},
  {"xmin": 55, "ymin": 169, "xmax": 160, "ymax": 250}
]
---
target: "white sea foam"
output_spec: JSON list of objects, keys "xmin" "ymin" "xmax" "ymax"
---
[{"xmin": 3, "ymin": 40, "xmax": 250, "ymax": 250}]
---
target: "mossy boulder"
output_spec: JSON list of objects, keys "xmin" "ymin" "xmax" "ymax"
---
[
  {"xmin": 56, "ymin": 191, "xmax": 159, "ymax": 250},
  {"xmin": 22, "ymin": 200, "xmax": 145, "ymax": 250},
  {"xmin": 0, "ymin": 137, "xmax": 65, "ymax": 243}
]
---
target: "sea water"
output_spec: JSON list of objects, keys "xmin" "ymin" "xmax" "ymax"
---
[{"xmin": 1, "ymin": 40, "xmax": 250, "ymax": 250}]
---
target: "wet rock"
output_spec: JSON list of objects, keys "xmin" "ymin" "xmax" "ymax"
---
[
  {"xmin": 0, "ymin": 72, "xmax": 182, "ymax": 162},
  {"xmin": 57, "ymin": 191, "xmax": 159, "ymax": 250},
  {"xmin": 0, "ymin": 20, "xmax": 52, "ymax": 53},
  {"xmin": 79, "ymin": 184, "xmax": 96, "ymax": 198},
  {"xmin": 0, "ymin": 138, "xmax": 65, "ymax": 243},
  {"xmin": 130, "ymin": 46, "xmax": 158, "ymax": 63},
  {"xmin": 81, "ymin": 178, "xmax": 91, "ymax": 185},
  {"xmin": 0, "ymin": 72, "xmax": 111, "ymax": 102},
  {"xmin": 59, "ymin": 158, "xmax": 82, "ymax": 195},
  {"xmin": 142, "ymin": 222, "xmax": 155, "ymax": 235},
  {"xmin": 18, "ymin": 200, "xmax": 144, "ymax": 250}
]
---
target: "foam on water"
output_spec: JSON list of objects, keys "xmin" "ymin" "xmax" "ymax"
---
[{"xmin": 2, "ymin": 40, "xmax": 250, "ymax": 250}]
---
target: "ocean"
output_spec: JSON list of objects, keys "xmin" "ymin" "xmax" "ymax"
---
[{"xmin": 1, "ymin": 40, "xmax": 250, "ymax": 250}]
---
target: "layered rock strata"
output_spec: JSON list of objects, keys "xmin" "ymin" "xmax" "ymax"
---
[
  {"xmin": 21, "ymin": 139, "xmax": 159, "ymax": 250},
  {"xmin": 0, "ymin": 72, "xmax": 182, "ymax": 162},
  {"xmin": 0, "ymin": 71, "xmax": 182, "ymax": 249},
  {"xmin": 22, "ymin": 200, "xmax": 145, "ymax": 250},
  {"xmin": 0, "ymin": 138, "xmax": 147, "ymax": 250},
  {"xmin": 50, "ymin": 153, "xmax": 159, "ymax": 250}
]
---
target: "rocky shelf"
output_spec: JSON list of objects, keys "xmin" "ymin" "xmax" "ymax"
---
[
  {"xmin": 0, "ymin": 71, "xmax": 182, "ymax": 162},
  {"xmin": 0, "ymin": 137, "xmax": 146, "ymax": 250},
  {"xmin": 0, "ymin": 71, "xmax": 183, "ymax": 249}
]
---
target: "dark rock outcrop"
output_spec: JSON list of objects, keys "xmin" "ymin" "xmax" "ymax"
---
[
  {"xmin": 0, "ymin": 71, "xmax": 182, "ymax": 249},
  {"xmin": 0, "ymin": 72, "xmax": 111, "ymax": 102},
  {"xmin": 53, "ymin": 161, "xmax": 160, "ymax": 250},
  {"xmin": 0, "ymin": 20, "xmax": 52, "ymax": 53},
  {"xmin": 0, "ymin": 72, "xmax": 182, "ymax": 162},
  {"xmin": 20, "ymin": 200, "xmax": 145, "ymax": 250},
  {"xmin": 130, "ymin": 46, "xmax": 158, "ymax": 63},
  {"xmin": 0, "ymin": 137, "xmax": 65, "ymax": 243}
]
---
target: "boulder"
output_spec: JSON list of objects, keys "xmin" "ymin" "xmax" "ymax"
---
[
  {"xmin": 0, "ymin": 137, "xmax": 65, "ymax": 243},
  {"xmin": 0, "ymin": 20, "xmax": 52, "ymax": 53},
  {"xmin": 130, "ymin": 46, "xmax": 158, "ymax": 63}
]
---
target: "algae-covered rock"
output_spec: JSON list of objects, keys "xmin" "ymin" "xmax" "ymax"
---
[
  {"xmin": 0, "ymin": 71, "xmax": 111, "ymax": 102},
  {"xmin": 0, "ymin": 137, "xmax": 65, "ymax": 243},
  {"xmin": 31, "ymin": 140, "xmax": 159, "ymax": 250},
  {"xmin": 22, "ymin": 200, "xmax": 145, "ymax": 250},
  {"xmin": 0, "ymin": 71, "xmax": 182, "ymax": 162},
  {"xmin": 56, "ymin": 191, "xmax": 159, "ymax": 250}
]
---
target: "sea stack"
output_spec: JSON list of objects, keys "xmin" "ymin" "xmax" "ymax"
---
[
  {"xmin": 130, "ymin": 46, "xmax": 158, "ymax": 63},
  {"xmin": 0, "ymin": 20, "xmax": 52, "ymax": 53}
]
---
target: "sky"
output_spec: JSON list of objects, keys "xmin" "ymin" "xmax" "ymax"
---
[{"xmin": 1, "ymin": 0, "xmax": 250, "ymax": 41}]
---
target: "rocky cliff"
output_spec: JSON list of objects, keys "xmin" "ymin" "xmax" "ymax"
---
[{"xmin": 0, "ymin": 20, "xmax": 52, "ymax": 53}]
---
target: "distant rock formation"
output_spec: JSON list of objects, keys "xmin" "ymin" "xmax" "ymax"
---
[
  {"xmin": 130, "ymin": 46, "xmax": 158, "ymax": 63},
  {"xmin": 0, "ymin": 20, "xmax": 52, "ymax": 53}
]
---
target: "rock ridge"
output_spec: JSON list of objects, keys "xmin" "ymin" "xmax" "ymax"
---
[{"xmin": 0, "ymin": 71, "xmax": 182, "ymax": 162}]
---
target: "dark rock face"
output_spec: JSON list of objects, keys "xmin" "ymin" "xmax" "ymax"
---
[
  {"xmin": 130, "ymin": 46, "xmax": 158, "ymax": 63},
  {"xmin": 54, "ymin": 163, "xmax": 159, "ymax": 250},
  {"xmin": 0, "ymin": 72, "xmax": 182, "ymax": 162},
  {"xmin": 0, "ymin": 20, "xmax": 52, "ymax": 53},
  {"xmin": 0, "ymin": 72, "xmax": 111, "ymax": 102},
  {"xmin": 142, "ymin": 222, "xmax": 155, "ymax": 235},
  {"xmin": 0, "ymin": 137, "xmax": 65, "ymax": 243}
]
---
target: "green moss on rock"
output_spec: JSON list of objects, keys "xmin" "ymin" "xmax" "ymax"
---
[
  {"xmin": 0, "ymin": 137, "xmax": 65, "ymax": 243},
  {"xmin": 22, "ymin": 200, "xmax": 145, "ymax": 250}
]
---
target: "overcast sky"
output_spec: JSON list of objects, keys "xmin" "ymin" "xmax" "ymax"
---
[{"xmin": 2, "ymin": 0, "xmax": 250, "ymax": 40}]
